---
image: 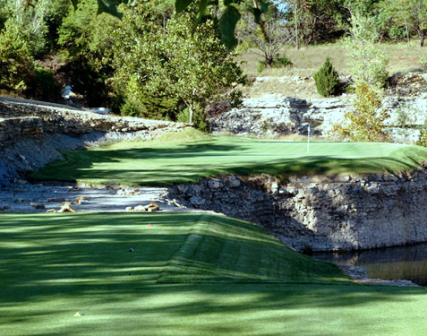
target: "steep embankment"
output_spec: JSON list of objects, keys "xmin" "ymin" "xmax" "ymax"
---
[
  {"xmin": 28, "ymin": 133, "xmax": 427, "ymax": 251},
  {"xmin": 0, "ymin": 97, "xmax": 189, "ymax": 185},
  {"xmin": 168, "ymin": 170, "xmax": 427, "ymax": 251}
]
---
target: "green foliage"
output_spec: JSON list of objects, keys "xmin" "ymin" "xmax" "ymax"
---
[
  {"xmin": 177, "ymin": 107, "xmax": 209, "ymax": 132},
  {"xmin": 30, "ymin": 66, "xmax": 61, "ymax": 101},
  {"xmin": 0, "ymin": 20, "xmax": 33, "ymax": 92},
  {"xmin": 119, "ymin": 94, "xmax": 180, "ymax": 121},
  {"xmin": 313, "ymin": 57, "xmax": 340, "ymax": 97},
  {"xmin": 345, "ymin": 13, "xmax": 389, "ymax": 88},
  {"xmin": 257, "ymin": 55, "xmax": 292, "ymax": 73},
  {"xmin": 111, "ymin": 3, "xmax": 245, "ymax": 124},
  {"xmin": 377, "ymin": 0, "xmax": 427, "ymax": 47},
  {"xmin": 416, "ymin": 120, "xmax": 427, "ymax": 147},
  {"xmin": 58, "ymin": 0, "xmax": 118, "ymax": 106},
  {"xmin": 330, "ymin": 80, "xmax": 391, "ymax": 142},
  {"xmin": 70, "ymin": 0, "xmax": 271, "ymax": 51}
]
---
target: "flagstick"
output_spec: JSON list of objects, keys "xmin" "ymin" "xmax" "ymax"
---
[{"xmin": 307, "ymin": 124, "xmax": 311, "ymax": 155}]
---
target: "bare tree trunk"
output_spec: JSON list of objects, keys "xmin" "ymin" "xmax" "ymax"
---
[
  {"xmin": 295, "ymin": 1, "xmax": 300, "ymax": 50},
  {"xmin": 419, "ymin": 29, "xmax": 425, "ymax": 47},
  {"xmin": 189, "ymin": 104, "xmax": 194, "ymax": 125}
]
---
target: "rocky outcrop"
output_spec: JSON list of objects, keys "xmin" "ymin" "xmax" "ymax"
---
[
  {"xmin": 168, "ymin": 170, "xmax": 427, "ymax": 251},
  {"xmin": 209, "ymin": 95, "xmax": 427, "ymax": 143},
  {"xmin": 0, "ymin": 98, "xmax": 189, "ymax": 185},
  {"xmin": 0, "ymin": 98, "xmax": 188, "ymax": 148}
]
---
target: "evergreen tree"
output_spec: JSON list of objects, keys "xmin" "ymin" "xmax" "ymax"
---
[{"xmin": 313, "ymin": 57, "xmax": 340, "ymax": 97}]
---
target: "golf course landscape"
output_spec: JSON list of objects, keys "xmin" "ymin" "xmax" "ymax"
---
[
  {"xmin": 1, "ymin": 212, "xmax": 427, "ymax": 336},
  {"xmin": 30, "ymin": 129, "xmax": 427, "ymax": 186},
  {"xmin": 1, "ymin": 130, "xmax": 427, "ymax": 335}
]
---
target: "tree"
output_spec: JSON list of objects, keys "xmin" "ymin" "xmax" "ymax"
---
[
  {"xmin": 378, "ymin": 0, "xmax": 427, "ymax": 47},
  {"xmin": 110, "ymin": 3, "xmax": 245, "ymax": 125},
  {"xmin": 70, "ymin": 0, "xmax": 271, "ymax": 51},
  {"xmin": 1, "ymin": 0, "xmax": 71, "ymax": 58},
  {"xmin": 313, "ymin": 57, "xmax": 340, "ymax": 97},
  {"xmin": 345, "ymin": 12, "xmax": 388, "ymax": 87},
  {"xmin": 330, "ymin": 80, "xmax": 390, "ymax": 142},
  {"xmin": 237, "ymin": 6, "xmax": 292, "ymax": 66}
]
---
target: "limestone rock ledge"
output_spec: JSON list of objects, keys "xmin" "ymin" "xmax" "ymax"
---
[
  {"xmin": 167, "ymin": 171, "xmax": 427, "ymax": 251},
  {"xmin": 0, "ymin": 99, "xmax": 189, "ymax": 185}
]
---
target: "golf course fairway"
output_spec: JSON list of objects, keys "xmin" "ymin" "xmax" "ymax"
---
[
  {"xmin": 30, "ymin": 129, "xmax": 427, "ymax": 186},
  {"xmin": 1, "ymin": 213, "xmax": 427, "ymax": 336}
]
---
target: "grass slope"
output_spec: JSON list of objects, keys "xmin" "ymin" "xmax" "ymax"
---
[
  {"xmin": 1, "ymin": 213, "xmax": 426, "ymax": 336},
  {"xmin": 31, "ymin": 129, "xmax": 427, "ymax": 186}
]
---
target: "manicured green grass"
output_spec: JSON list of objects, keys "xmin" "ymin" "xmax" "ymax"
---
[
  {"xmin": 31, "ymin": 129, "xmax": 427, "ymax": 186},
  {"xmin": 1, "ymin": 213, "xmax": 426, "ymax": 336}
]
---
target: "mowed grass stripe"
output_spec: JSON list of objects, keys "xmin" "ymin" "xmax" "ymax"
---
[
  {"xmin": 0, "ymin": 213, "xmax": 346, "ymax": 288},
  {"xmin": 30, "ymin": 129, "xmax": 427, "ymax": 186},
  {"xmin": 1, "ymin": 213, "xmax": 427, "ymax": 335}
]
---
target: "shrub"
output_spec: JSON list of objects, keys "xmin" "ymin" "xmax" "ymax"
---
[
  {"xmin": 330, "ymin": 80, "xmax": 391, "ymax": 142},
  {"xmin": 345, "ymin": 14, "xmax": 389, "ymax": 88},
  {"xmin": 313, "ymin": 57, "xmax": 340, "ymax": 97},
  {"xmin": 273, "ymin": 55, "xmax": 292, "ymax": 67},
  {"xmin": 416, "ymin": 120, "xmax": 427, "ymax": 147},
  {"xmin": 177, "ymin": 107, "xmax": 209, "ymax": 132},
  {"xmin": 0, "ymin": 21, "xmax": 33, "ymax": 92},
  {"xmin": 30, "ymin": 66, "xmax": 61, "ymax": 101},
  {"xmin": 257, "ymin": 55, "xmax": 292, "ymax": 73}
]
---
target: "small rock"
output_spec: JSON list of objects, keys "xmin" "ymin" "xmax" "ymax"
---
[
  {"xmin": 46, "ymin": 209, "xmax": 57, "ymax": 213},
  {"xmin": 58, "ymin": 202, "xmax": 76, "ymax": 213},
  {"xmin": 208, "ymin": 180, "xmax": 221, "ymax": 189},
  {"xmin": 190, "ymin": 196, "xmax": 206, "ymax": 206},
  {"xmin": 106, "ymin": 181, "xmax": 119, "ymax": 190},
  {"xmin": 75, "ymin": 197, "xmax": 89, "ymax": 205},
  {"xmin": 230, "ymin": 177, "xmax": 241, "ymax": 188},
  {"xmin": 30, "ymin": 203, "xmax": 45, "ymax": 209},
  {"xmin": 47, "ymin": 197, "xmax": 65, "ymax": 202},
  {"xmin": 134, "ymin": 205, "xmax": 147, "ymax": 212},
  {"xmin": 125, "ymin": 206, "xmax": 134, "ymax": 212}
]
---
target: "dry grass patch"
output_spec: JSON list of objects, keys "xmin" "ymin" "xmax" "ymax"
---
[{"xmin": 237, "ymin": 41, "xmax": 427, "ymax": 98}]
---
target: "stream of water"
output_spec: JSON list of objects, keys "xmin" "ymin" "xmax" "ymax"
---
[{"xmin": 314, "ymin": 243, "xmax": 427, "ymax": 286}]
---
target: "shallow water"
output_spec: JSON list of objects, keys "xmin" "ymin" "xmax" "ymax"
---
[{"xmin": 314, "ymin": 243, "xmax": 427, "ymax": 286}]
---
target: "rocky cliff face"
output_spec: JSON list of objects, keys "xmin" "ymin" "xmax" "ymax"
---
[
  {"xmin": 0, "ymin": 98, "xmax": 189, "ymax": 185},
  {"xmin": 209, "ymin": 95, "xmax": 427, "ymax": 143},
  {"xmin": 168, "ymin": 170, "xmax": 427, "ymax": 251}
]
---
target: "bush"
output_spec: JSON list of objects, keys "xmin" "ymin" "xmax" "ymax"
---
[
  {"xmin": 30, "ymin": 66, "xmax": 61, "ymax": 101},
  {"xmin": 120, "ymin": 94, "xmax": 180, "ymax": 121},
  {"xmin": 257, "ymin": 55, "xmax": 292, "ymax": 73},
  {"xmin": 345, "ymin": 14, "xmax": 389, "ymax": 88},
  {"xmin": 273, "ymin": 55, "xmax": 292, "ymax": 67},
  {"xmin": 0, "ymin": 21, "xmax": 33, "ymax": 92},
  {"xmin": 416, "ymin": 120, "xmax": 427, "ymax": 147},
  {"xmin": 313, "ymin": 57, "xmax": 340, "ymax": 97},
  {"xmin": 177, "ymin": 107, "xmax": 209, "ymax": 132},
  {"xmin": 330, "ymin": 80, "xmax": 390, "ymax": 142}
]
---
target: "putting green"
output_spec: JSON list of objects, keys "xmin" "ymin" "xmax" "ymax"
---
[
  {"xmin": 30, "ymin": 129, "xmax": 427, "ymax": 186},
  {"xmin": 1, "ymin": 213, "xmax": 426, "ymax": 336}
]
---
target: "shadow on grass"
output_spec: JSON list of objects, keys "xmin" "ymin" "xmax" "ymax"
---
[
  {"xmin": 29, "ymin": 140, "xmax": 425, "ymax": 186},
  {"xmin": 0, "ymin": 213, "xmax": 426, "ymax": 336}
]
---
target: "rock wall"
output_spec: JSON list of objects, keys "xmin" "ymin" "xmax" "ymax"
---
[
  {"xmin": 0, "ymin": 99, "xmax": 188, "ymax": 148},
  {"xmin": 168, "ymin": 171, "xmax": 427, "ymax": 251},
  {"xmin": 0, "ymin": 98, "xmax": 189, "ymax": 185},
  {"xmin": 209, "ymin": 95, "xmax": 427, "ymax": 143}
]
